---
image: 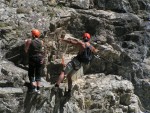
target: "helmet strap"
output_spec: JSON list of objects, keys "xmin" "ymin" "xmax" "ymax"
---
[{"xmin": 83, "ymin": 37, "xmax": 89, "ymax": 42}]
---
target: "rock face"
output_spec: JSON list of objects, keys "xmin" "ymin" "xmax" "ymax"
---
[
  {"xmin": 0, "ymin": 0, "xmax": 150, "ymax": 113},
  {"xmin": 0, "ymin": 61, "xmax": 147, "ymax": 113}
]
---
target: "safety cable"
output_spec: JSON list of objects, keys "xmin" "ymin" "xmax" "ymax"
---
[
  {"xmin": 61, "ymin": 43, "xmax": 68, "ymax": 66},
  {"xmin": 94, "ymin": 54, "xmax": 135, "ymax": 73},
  {"xmin": 3, "ymin": 32, "xmax": 48, "ymax": 62},
  {"xmin": 1, "ymin": 53, "xmax": 20, "ymax": 60}
]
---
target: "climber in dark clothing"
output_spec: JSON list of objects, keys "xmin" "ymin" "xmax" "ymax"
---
[
  {"xmin": 53, "ymin": 32, "xmax": 99, "ymax": 96},
  {"xmin": 25, "ymin": 29, "xmax": 44, "ymax": 94}
]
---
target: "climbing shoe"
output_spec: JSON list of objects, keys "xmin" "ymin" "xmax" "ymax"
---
[
  {"xmin": 36, "ymin": 90, "xmax": 41, "ymax": 94},
  {"xmin": 36, "ymin": 86, "xmax": 41, "ymax": 94},
  {"xmin": 32, "ymin": 88, "xmax": 37, "ymax": 93}
]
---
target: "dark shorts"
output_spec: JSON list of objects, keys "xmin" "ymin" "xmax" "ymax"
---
[{"xmin": 28, "ymin": 56, "xmax": 43, "ymax": 82}]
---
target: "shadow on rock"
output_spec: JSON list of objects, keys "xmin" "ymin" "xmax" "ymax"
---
[
  {"xmin": 24, "ymin": 83, "xmax": 47, "ymax": 113},
  {"xmin": 50, "ymin": 87, "xmax": 71, "ymax": 113}
]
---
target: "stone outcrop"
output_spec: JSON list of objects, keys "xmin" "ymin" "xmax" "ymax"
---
[{"xmin": 0, "ymin": 60, "xmax": 147, "ymax": 113}]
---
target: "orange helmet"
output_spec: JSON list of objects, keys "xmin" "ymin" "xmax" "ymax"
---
[
  {"xmin": 83, "ymin": 33, "xmax": 91, "ymax": 40},
  {"xmin": 31, "ymin": 29, "xmax": 41, "ymax": 38}
]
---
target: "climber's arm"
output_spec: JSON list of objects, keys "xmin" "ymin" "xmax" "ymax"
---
[
  {"xmin": 91, "ymin": 46, "xmax": 99, "ymax": 54},
  {"xmin": 59, "ymin": 33, "xmax": 83, "ymax": 46},
  {"xmin": 24, "ymin": 39, "xmax": 31, "ymax": 53}
]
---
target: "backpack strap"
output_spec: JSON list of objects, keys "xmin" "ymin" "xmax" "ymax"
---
[{"xmin": 85, "ymin": 43, "xmax": 92, "ymax": 50}]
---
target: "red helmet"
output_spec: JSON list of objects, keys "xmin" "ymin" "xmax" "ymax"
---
[
  {"xmin": 31, "ymin": 29, "xmax": 41, "ymax": 38},
  {"xmin": 83, "ymin": 33, "xmax": 91, "ymax": 39}
]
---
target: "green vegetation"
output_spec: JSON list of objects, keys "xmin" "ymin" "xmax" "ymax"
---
[
  {"xmin": 16, "ymin": 8, "xmax": 30, "ymax": 14},
  {"xmin": 49, "ymin": 12, "xmax": 56, "ymax": 18},
  {"xmin": 0, "ymin": 22, "xmax": 9, "ymax": 27},
  {"xmin": 84, "ymin": 99, "xmax": 93, "ymax": 109},
  {"xmin": 5, "ymin": 0, "xmax": 11, "ymax": 3},
  {"xmin": 56, "ymin": 4, "xmax": 63, "ymax": 9}
]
